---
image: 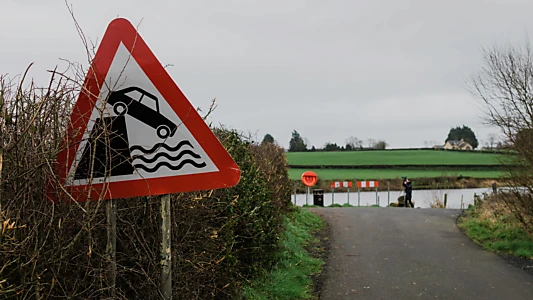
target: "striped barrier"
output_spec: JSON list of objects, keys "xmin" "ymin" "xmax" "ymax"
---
[
  {"xmin": 330, "ymin": 181, "xmax": 353, "ymax": 205},
  {"xmin": 330, "ymin": 181, "xmax": 353, "ymax": 188},
  {"xmin": 357, "ymin": 181, "xmax": 379, "ymax": 188}
]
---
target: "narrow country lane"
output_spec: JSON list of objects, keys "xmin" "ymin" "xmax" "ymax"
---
[{"xmin": 310, "ymin": 208, "xmax": 533, "ymax": 300}]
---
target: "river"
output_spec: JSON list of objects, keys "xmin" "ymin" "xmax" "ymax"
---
[{"xmin": 292, "ymin": 187, "xmax": 497, "ymax": 209}]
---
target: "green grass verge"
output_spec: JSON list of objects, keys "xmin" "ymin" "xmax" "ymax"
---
[
  {"xmin": 242, "ymin": 208, "xmax": 325, "ymax": 300},
  {"xmin": 286, "ymin": 150, "xmax": 508, "ymax": 166},
  {"xmin": 458, "ymin": 206, "xmax": 533, "ymax": 258},
  {"xmin": 288, "ymin": 168, "xmax": 505, "ymax": 180}
]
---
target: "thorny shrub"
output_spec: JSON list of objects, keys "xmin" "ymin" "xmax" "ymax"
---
[{"xmin": 0, "ymin": 68, "xmax": 293, "ymax": 299}]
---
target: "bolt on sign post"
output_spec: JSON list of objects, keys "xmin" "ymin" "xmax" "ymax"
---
[
  {"xmin": 301, "ymin": 171, "xmax": 318, "ymax": 206},
  {"xmin": 46, "ymin": 18, "xmax": 241, "ymax": 300},
  {"xmin": 357, "ymin": 181, "xmax": 379, "ymax": 206}
]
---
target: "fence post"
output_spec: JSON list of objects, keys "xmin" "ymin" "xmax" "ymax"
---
[
  {"xmin": 387, "ymin": 180, "xmax": 390, "ymax": 206},
  {"xmin": 444, "ymin": 193, "xmax": 447, "ymax": 208},
  {"xmin": 293, "ymin": 182, "xmax": 297, "ymax": 205},
  {"xmin": 347, "ymin": 188, "xmax": 350, "ymax": 205}
]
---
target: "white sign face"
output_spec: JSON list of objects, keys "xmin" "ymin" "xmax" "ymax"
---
[{"xmin": 66, "ymin": 42, "xmax": 218, "ymax": 186}]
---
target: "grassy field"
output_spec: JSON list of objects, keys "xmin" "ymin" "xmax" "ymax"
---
[
  {"xmin": 286, "ymin": 150, "xmax": 507, "ymax": 166},
  {"xmin": 286, "ymin": 149, "xmax": 511, "ymax": 181},
  {"xmin": 288, "ymin": 168, "xmax": 505, "ymax": 180}
]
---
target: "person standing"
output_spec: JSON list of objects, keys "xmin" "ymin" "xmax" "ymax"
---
[{"xmin": 402, "ymin": 176, "xmax": 414, "ymax": 208}]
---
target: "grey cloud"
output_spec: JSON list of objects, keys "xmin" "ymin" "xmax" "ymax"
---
[{"xmin": 1, "ymin": 0, "xmax": 531, "ymax": 149}]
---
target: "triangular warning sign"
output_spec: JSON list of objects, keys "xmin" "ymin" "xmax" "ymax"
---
[{"xmin": 48, "ymin": 18, "xmax": 240, "ymax": 202}]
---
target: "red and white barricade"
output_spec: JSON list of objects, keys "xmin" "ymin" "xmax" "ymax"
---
[
  {"xmin": 357, "ymin": 181, "xmax": 379, "ymax": 188},
  {"xmin": 331, "ymin": 181, "xmax": 353, "ymax": 188}
]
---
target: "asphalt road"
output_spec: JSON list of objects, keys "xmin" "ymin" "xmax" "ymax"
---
[{"xmin": 310, "ymin": 207, "xmax": 533, "ymax": 300}]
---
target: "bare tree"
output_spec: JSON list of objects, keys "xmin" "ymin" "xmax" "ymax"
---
[
  {"xmin": 346, "ymin": 136, "xmax": 363, "ymax": 149},
  {"xmin": 366, "ymin": 138, "xmax": 376, "ymax": 148},
  {"xmin": 487, "ymin": 133, "xmax": 498, "ymax": 149},
  {"xmin": 468, "ymin": 39, "xmax": 533, "ymax": 238},
  {"xmin": 424, "ymin": 140, "xmax": 439, "ymax": 147}
]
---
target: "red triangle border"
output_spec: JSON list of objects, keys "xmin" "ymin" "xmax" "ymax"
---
[{"xmin": 47, "ymin": 18, "xmax": 241, "ymax": 203}]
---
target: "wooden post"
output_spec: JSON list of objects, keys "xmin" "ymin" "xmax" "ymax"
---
[
  {"xmin": 160, "ymin": 194, "xmax": 172, "ymax": 299},
  {"xmin": 444, "ymin": 194, "xmax": 447, "ymax": 208},
  {"xmin": 106, "ymin": 199, "xmax": 117, "ymax": 298}
]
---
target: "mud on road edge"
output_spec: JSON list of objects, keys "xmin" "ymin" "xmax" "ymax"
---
[
  {"xmin": 306, "ymin": 211, "xmax": 331, "ymax": 300},
  {"xmin": 455, "ymin": 210, "xmax": 533, "ymax": 276}
]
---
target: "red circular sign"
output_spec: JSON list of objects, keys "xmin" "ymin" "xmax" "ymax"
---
[{"xmin": 301, "ymin": 171, "xmax": 318, "ymax": 187}]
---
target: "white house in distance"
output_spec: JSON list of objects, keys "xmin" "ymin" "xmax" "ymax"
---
[{"xmin": 434, "ymin": 139, "xmax": 473, "ymax": 150}]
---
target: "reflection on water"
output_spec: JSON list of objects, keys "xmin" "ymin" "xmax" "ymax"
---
[{"xmin": 292, "ymin": 187, "xmax": 497, "ymax": 209}]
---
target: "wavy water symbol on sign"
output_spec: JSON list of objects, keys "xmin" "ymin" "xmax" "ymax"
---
[{"xmin": 130, "ymin": 140, "xmax": 206, "ymax": 173}]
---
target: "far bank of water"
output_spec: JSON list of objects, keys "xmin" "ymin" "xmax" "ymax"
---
[{"xmin": 292, "ymin": 187, "xmax": 496, "ymax": 209}]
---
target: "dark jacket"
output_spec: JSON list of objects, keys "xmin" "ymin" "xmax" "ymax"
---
[{"xmin": 403, "ymin": 181, "xmax": 412, "ymax": 194}]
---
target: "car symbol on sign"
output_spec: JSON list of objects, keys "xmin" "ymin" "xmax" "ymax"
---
[{"xmin": 107, "ymin": 86, "xmax": 178, "ymax": 139}]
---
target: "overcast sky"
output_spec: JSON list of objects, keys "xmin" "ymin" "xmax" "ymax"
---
[{"xmin": 2, "ymin": 0, "xmax": 533, "ymax": 149}]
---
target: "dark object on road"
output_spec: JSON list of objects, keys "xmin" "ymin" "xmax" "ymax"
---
[
  {"xmin": 402, "ymin": 177, "xmax": 414, "ymax": 208},
  {"xmin": 313, "ymin": 189, "xmax": 324, "ymax": 207},
  {"xmin": 107, "ymin": 86, "xmax": 178, "ymax": 139},
  {"xmin": 391, "ymin": 195, "xmax": 415, "ymax": 207}
]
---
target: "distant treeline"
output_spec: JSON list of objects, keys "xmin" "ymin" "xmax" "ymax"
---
[
  {"xmin": 289, "ymin": 164, "xmax": 518, "ymax": 170},
  {"xmin": 290, "ymin": 147, "xmax": 511, "ymax": 155}
]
